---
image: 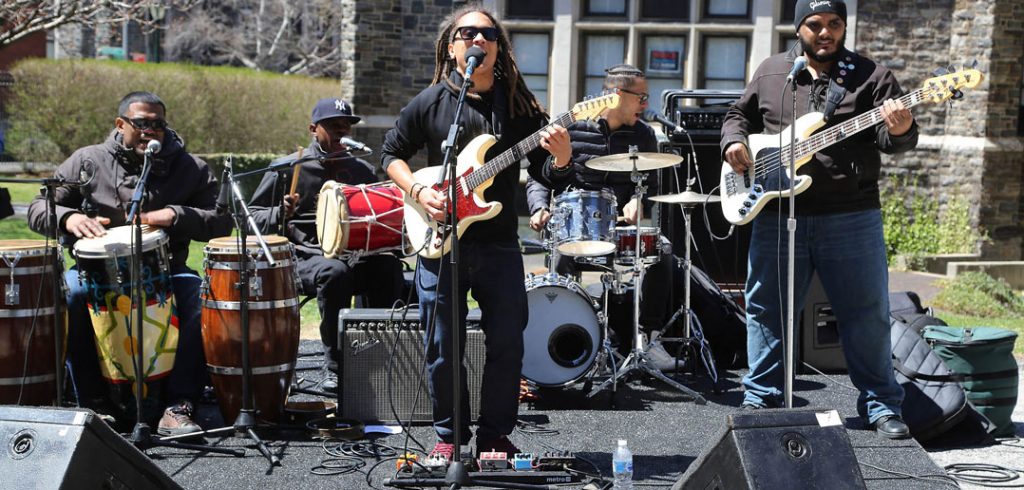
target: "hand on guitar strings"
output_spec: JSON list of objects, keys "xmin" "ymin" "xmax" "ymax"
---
[
  {"xmin": 417, "ymin": 185, "xmax": 448, "ymax": 221},
  {"xmin": 724, "ymin": 142, "xmax": 753, "ymax": 174},
  {"xmin": 538, "ymin": 124, "xmax": 572, "ymax": 166}
]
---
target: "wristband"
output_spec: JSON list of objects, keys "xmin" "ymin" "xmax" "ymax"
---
[{"xmin": 413, "ymin": 184, "xmax": 425, "ymax": 200}]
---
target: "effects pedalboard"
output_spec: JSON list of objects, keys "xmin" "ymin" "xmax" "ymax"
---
[{"xmin": 392, "ymin": 450, "xmax": 582, "ymax": 485}]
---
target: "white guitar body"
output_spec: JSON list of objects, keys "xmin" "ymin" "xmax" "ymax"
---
[
  {"xmin": 403, "ymin": 133, "xmax": 502, "ymax": 259},
  {"xmin": 719, "ymin": 112, "xmax": 825, "ymax": 225}
]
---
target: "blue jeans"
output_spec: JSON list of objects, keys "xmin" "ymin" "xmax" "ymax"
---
[
  {"xmin": 742, "ymin": 209, "xmax": 904, "ymax": 423},
  {"xmin": 417, "ymin": 241, "xmax": 527, "ymax": 444},
  {"xmin": 65, "ymin": 267, "xmax": 207, "ymax": 408}
]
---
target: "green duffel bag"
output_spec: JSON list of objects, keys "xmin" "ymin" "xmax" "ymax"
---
[{"xmin": 922, "ymin": 325, "xmax": 1019, "ymax": 436}]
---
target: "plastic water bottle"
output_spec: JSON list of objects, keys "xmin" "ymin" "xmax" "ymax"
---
[{"xmin": 612, "ymin": 439, "xmax": 634, "ymax": 490}]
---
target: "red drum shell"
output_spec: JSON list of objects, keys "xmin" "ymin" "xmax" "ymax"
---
[
  {"xmin": 0, "ymin": 240, "xmax": 65, "ymax": 406},
  {"xmin": 614, "ymin": 226, "xmax": 660, "ymax": 261},
  {"xmin": 201, "ymin": 236, "xmax": 300, "ymax": 423}
]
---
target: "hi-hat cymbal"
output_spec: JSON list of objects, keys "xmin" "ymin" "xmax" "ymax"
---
[
  {"xmin": 648, "ymin": 191, "xmax": 721, "ymax": 205},
  {"xmin": 585, "ymin": 152, "xmax": 682, "ymax": 172}
]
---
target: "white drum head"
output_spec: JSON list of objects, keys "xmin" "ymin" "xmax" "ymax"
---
[
  {"xmin": 73, "ymin": 225, "xmax": 168, "ymax": 259},
  {"xmin": 315, "ymin": 181, "xmax": 347, "ymax": 258},
  {"xmin": 522, "ymin": 275, "xmax": 601, "ymax": 387},
  {"xmin": 557, "ymin": 240, "xmax": 616, "ymax": 257}
]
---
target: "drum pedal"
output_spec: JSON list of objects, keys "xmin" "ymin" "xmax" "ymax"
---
[
  {"xmin": 536, "ymin": 451, "xmax": 575, "ymax": 470},
  {"xmin": 478, "ymin": 451, "xmax": 509, "ymax": 470}
]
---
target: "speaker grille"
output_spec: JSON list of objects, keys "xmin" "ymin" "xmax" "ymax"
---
[{"xmin": 338, "ymin": 308, "xmax": 485, "ymax": 423}]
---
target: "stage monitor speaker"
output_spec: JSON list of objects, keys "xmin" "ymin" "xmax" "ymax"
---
[
  {"xmin": 338, "ymin": 308, "xmax": 485, "ymax": 423},
  {"xmin": 0, "ymin": 406, "xmax": 182, "ymax": 489},
  {"xmin": 674, "ymin": 409, "xmax": 866, "ymax": 490},
  {"xmin": 799, "ymin": 273, "xmax": 848, "ymax": 373}
]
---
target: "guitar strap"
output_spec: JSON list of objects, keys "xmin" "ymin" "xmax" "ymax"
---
[{"xmin": 822, "ymin": 51, "xmax": 857, "ymax": 122}]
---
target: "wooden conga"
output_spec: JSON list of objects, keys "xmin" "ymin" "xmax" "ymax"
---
[
  {"xmin": 0, "ymin": 240, "xmax": 66, "ymax": 406},
  {"xmin": 201, "ymin": 236, "xmax": 300, "ymax": 423}
]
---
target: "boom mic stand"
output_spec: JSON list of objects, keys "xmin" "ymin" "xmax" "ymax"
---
[
  {"xmin": 122, "ymin": 143, "xmax": 241, "ymax": 457},
  {"xmin": 161, "ymin": 160, "xmax": 282, "ymax": 465}
]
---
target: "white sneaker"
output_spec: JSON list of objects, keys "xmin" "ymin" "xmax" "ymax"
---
[{"xmin": 645, "ymin": 331, "xmax": 681, "ymax": 372}]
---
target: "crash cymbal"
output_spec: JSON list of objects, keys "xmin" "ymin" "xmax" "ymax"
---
[
  {"xmin": 648, "ymin": 191, "xmax": 721, "ymax": 205},
  {"xmin": 585, "ymin": 152, "xmax": 682, "ymax": 172}
]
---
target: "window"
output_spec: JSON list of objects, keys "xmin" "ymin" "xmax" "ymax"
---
[
  {"xmin": 704, "ymin": 0, "xmax": 749, "ymax": 19},
  {"xmin": 643, "ymin": 35, "xmax": 686, "ymax": 114},
  {"xmin": 781, "ymin": 0, "xmax": 797, "ymax": 24},
  {"xmin": 585, "ymin": 0, "xmax": 628, "ymax": 17},
  {"xmin": 583, "ymin": 34, "xmax": 626, "ymax": 97},
  {"xmin": 780, "ymin": 35, "xmax": 799, "ymax": 54},
  {"xmin": 702, "ymin": 36, "xmax": 748, "ymax": 90},
  {"xmin": 507, "ymin": 1, "xmax": 553, "ymax": 19},
  {"xmin": 641, "ymin": 0, "xmax": 689, "ymax": 21},
  {"xmin": 511, "ymin": 32, "xmax": 552, "ymax": 109}
]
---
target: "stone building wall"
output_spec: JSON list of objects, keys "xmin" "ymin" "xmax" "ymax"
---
[{"xmin": 858, "ymin": 0, "xmax": 1024, "ymax": 259}]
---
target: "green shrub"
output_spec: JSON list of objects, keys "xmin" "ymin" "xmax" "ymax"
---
[
  {"xmin": 5, "ymin": 59, "xmax": 340, "ymax": 163},
  {"xmin": 933, "ymin": 271, "xmax": 1024, "ymax": 318},
  {"xmin": 198, "ymin": 153, "xmax": 278, "ymax": 197},
  {"xmin": 881, "ymin": 176, "xmax": 982, "ymax": 268}
]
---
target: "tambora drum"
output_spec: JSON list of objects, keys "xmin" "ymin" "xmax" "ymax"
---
[
  {"xmin": 316, "ymin": 181, "xmax": 405, "ymax": 260},
  {"xmin": 549, "ymin": 189, "xmax": 617, "ymax": 257},
  {"xmin": 73, "ymin": 225, "xmax": 176, "ymax": 420},
  {"xmin": 521, "ymin": 273, "xmax": 602, "ymax": 387},
  {"xmin": 0, "ymin": 240, "xmax": 66, "ymax": 405},
  {"xmin": 614, "ymin": 226, "xmax": 661, "ymax": 265},
  {"xmin": 201, "ymin": 235, "xmax": 300, "ymax": 423}
]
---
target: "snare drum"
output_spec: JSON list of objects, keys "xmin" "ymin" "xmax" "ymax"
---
[
  {"xmin": 522, "ymin": 273, "xmax": 601, "ymax": 387},
  {"xmin": 614, "ymin": 226, "xmax": 661, "ymax": 265},
  {"xmin": 0, "ymin": 240, "xmax": 66, "ymax": 405},
  {"xmin": 549, "ymin": 189, "xmax": 617, "ymax": 257},
  {"xmin": 73, "ymin": 226, "xmax": 176, "ymax": 418},
  {"xmin": 316, "ymin": 181, "xmax": 405, "ymax": 259},
  {"xmin": 201, "ymin": 235, "xmax": 300, "ymax": 423}
]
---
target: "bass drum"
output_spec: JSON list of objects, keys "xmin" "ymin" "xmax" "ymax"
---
[{"xmin": 522, "ymin": 273, "xmax": 601, "ymax": 387}]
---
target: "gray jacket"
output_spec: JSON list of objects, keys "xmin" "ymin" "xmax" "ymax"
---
[{"xmin": 27, "ymin": 129, "xmax": 233, "ymax": 270}]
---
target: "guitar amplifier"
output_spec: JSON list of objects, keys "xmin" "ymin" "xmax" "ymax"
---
[
  {"xmin": 660, "ymin": 89, "xmax": 743, "ymax": 144},
  {"xmin": 337, "ymin": 308, "xmax": 485, "ymax": 423}
]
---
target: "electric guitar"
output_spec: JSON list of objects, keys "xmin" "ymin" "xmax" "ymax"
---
[
  {"xmin": 404, "ymin": 93, "xmax": 620, "ymax": 259},
  {"xmin": 719, "ymin": 67, "xmax": 983, "ymax": 225}
]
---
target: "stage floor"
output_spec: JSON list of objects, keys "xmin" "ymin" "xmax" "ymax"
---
[{"xmin": 142, "ymin": 340, "xmax": 966, "ymax": 489}]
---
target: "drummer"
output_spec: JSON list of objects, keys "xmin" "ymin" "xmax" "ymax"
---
[
  {"xmin": 26, "ymin": 91, "xmax": 232, "ymax": 435},
  {"xmin": 528, "ymin": 64, "xmax": 677, "ymax": 370},
  {"xmin": 248, "ymin": 98, "xmax": 404, "ymax": 391}
]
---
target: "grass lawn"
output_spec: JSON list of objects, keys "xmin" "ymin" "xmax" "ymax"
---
[
  {"xmin": 2, "ymin": 180, "xmax": 44, "ymax": 203},
  {"xmin": 935, "ymin": 311, "xmax": 1024, "ymax": 356}
]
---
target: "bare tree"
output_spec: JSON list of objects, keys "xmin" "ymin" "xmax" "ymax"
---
[
  {"xmin": 0, "ymin": 0, "xmax": 199, "ymax": 48},
  {"xmin": 163, "ymin": 0, "xmax": 343, "ymax": 78}
]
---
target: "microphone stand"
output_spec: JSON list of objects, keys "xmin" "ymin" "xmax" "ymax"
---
[
  {"xmin": 784, "ymin": 76, "xmax": 799, "ymax": 409},
  {"xmin": 161, "ymin": 162, "xmax": 281, "ymax": 466},
  {"xmin": 122, "ymin": 150, "xmax": 240, "ymax": 456}
]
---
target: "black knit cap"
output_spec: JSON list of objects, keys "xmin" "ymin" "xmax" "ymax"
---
[{"xmin": 794, "ymin": 0, "xmax": 847, "ymax": 29}]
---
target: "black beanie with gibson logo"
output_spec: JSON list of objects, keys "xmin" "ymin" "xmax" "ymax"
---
[{"xmin": 794, "ymin": 0, "xmax": 847, "ymax": 29}]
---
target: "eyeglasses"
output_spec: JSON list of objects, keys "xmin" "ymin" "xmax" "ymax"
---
[
  {"xmin": 617, "ymin": 88, "xmax": 650, "ymax": 103},
  {"xmin": 119, "ymin": 116, "xmax": 168, "ymax": 131},
  {"xmin": 453, "ymin": 26, "xmax": 499, "ymax": 42}
]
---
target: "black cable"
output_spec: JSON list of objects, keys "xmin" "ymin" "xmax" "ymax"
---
[
  {"xmin": 944, "ymin": 463, "xmax": 1024, "ymax": 487},
  {"xmin": 857, "ymin": 461, "xmax": 960, "ymax": 488}
]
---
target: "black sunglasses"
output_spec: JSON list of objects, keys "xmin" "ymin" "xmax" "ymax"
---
[
  {"xmin": 120, "ymin": 116, "xmax": 168, "ymax": 131},
  {"xmin": 454, "ymin": 26, "xmax": 499, "ymax": 42},
  {"xmin": 617, "ymin": 88, "xmax": 650, "ymax": 103}
]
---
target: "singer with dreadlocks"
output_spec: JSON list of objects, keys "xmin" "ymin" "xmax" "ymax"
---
[{"xmin": 381, "ymin": 5, "xmax": 571, "ymax": 462}]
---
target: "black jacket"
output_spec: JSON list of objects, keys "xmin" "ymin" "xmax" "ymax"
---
[
  {"xmin": 28, "ymin": 129, "xmax": 232, "ymax": 270},
  {"xmin": 248, "ymin": 141, "xmax": 377, "ymax": 257},
  {"xmin": 721, "ymin": 45, "xmax": 919, "ymax": 215},
  {"xmin": 381, "ymin": 71, "xmax": 560, "ymax": 244},
  {"xmin": 528, "ymin": 118, "xmax": 659, "ymax": 215}
]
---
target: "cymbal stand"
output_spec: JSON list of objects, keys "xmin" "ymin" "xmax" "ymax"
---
[{"xmin": 587, "ymin": 147, "xmax": 706, "ymax": 404}]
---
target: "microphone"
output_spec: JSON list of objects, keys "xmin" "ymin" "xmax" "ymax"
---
[
  {"xmin": 642, "ymin": 110, "xmax": 685, "ymax": 134},
  {"xmin": 144, "ymin": 139, "xmax": 162, "ymax": 156},
  {"xmin": 216, "ymin": 160, "xmax": 232, "ymax": 215},
  {"xmin": 464, "ymin": 46, "xmax": 485, "ymax": 77},
  {"xmin": 786, "ymin": 56, "xmax": 808, "ymax": 83},
  {"xmin": 340, "ymin": 137, "xmax": 372, "ymax": 154}
]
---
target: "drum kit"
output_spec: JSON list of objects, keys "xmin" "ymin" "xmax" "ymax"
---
[{"xmin": 521, "ymin": 147, "xmax": 720, "ymax": 402}]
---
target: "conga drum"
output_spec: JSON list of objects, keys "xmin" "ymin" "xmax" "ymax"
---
[
  {"xmin": 201, "ymin": 236, "xmax": 300, "ymax": 423},
  {"xmin": 73, "ymin": 225, "xmax": 177, "ymax": 422},
  {"xmin": 0, "ymin": 240, "xmax": 66, "ymax": 405}
]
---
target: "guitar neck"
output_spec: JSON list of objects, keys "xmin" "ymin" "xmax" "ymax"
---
[
  {"xmin": 792, "ymin": 88, "xmax": 925, "ymax": 160},
  {"xmin": 463, "ymin": 111, "xmax": 576, "ymax": 190}
]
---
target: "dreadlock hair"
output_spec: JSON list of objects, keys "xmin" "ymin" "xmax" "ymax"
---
[
  {"xmin": 603, "ymin": 64, "xmax": 646, "ymax": 92},
  {"xmin": 431, "ymin": 4, "xmax": 547, "ymax": 119}
]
